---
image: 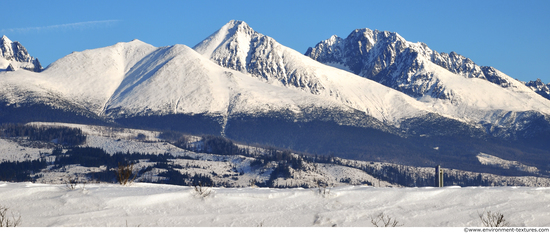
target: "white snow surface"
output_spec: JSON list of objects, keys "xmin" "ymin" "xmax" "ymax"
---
[
  {"xmin": 1, "ymin": 182, "xmax": 549, "ymax": 227},
  {"xmin": 477, "ymin": 153, "xmax": 539, "ymax": 174},
  {"xmin": 0, "ymin": 138, "xmax": 46, "ymax": 162}
]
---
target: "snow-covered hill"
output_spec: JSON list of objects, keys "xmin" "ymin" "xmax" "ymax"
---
[
  {"xmin": 2, "ymin": 122, "xmax": 548, "ymax": 189},
  {"xmin": 40, "ymin": 39, "xmax": 156, "ymax": 114},
  {"xmin": 1, "ymin": 182, "xmax": 549, "ymax": 227}
]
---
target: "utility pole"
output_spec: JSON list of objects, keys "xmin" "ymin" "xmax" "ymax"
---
[{"xmin": 435, "ymin": 165, "xmax": 443, "ymax": 187}]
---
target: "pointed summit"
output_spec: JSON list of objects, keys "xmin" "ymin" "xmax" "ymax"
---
[
  {"xmin": 193, "ymin": 20, "xmax": 309, "ymax": 84},
  {"xmin": 193, "ymin": 20, "xmax": 257, "ymax": 59},
  {"xmin": 224, "ymin": 20, "xmax": 252, "ymax": 31},
  {"xmin": 0, "ymin": 35, "xmax": 42, "ymax": 72},
  {"xmin": 1, "ymin": 35, "xmax": 12, "ymax": 43},
  {"xmin": 193, "ymin": 20, "xmax": 267, "ymax": 73}
]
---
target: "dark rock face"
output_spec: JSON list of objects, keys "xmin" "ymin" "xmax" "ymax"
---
[
  {"xmin": 525, "ymin": 79, "xmax": 550, "ymax": 100},
  {"xmin": 6, "ymin": 63, "xmax": 15, "ymax": 71}
]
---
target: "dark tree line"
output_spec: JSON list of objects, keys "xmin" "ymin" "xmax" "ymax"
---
[
  {"xmin": 52, "ymin": 146, "xmax": 217, "ymax": 185},
  {"xmin": 55, "ymin": 147, "xmax": 177, "ymax": 169},
  {"xmin": 157, "ymin": 169, "xmax": 214, "ymax": 186},
  {"xmin": 0, "ymin": 124, "xmax": 86, "ymax": 146},
  {"xmin": 159, "ymin": 132, "xmax": 263, "ymax": 157},
  {"xmin": 0, "ymin": 159, "xmax": 47, "ymax": 182},
  {"xmin": 327, "ymin": 157, "xmax": 519, "ymax": 187}
]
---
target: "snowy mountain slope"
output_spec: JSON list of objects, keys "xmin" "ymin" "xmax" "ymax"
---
[
  {"xmin": 477, "ymin": 152, "xmax": 539, "ymax": 174},
  {"xmin": 0, "ymin": 39, "xmax": 157, "ymax": 124},
  {"xmin": 0, "ymin": 35, "xmax": 41, "ymax": 72},
  {"xmin": 40, "ymin": 40, "xmax": 157, "ymax": 114},
  {"xmin": 104, "ymin": 43, "xmax": 349, "ymax": 119},
  {"xmin": 0, "ymin": 68, "xmax": 108, "ymax": 125},
  {"xmin": 1, "ymin": 22, "xmax": 546, "ymax": 136}
]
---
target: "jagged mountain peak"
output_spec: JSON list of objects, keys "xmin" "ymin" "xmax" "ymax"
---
[
  {"xmin": 194, "ymin": 20, "xmax": 281, "ymax": 77},
  {"xmin": 193, "ymin": 20, "xmax": 257, "ymax": 56},
  {"xmin": 348, "ymin": 28, "xmax": 405, "ymax": 42},
  {"xmin": 327, "ymin": 35, "xmax": 342, "ymax": 42},
  {"xmin": 0, "ymin": 35, "xmax": 42, "ymax": 72},
  {"xmin": 526, "ymin": 79, "xmax": 550, "ymax": 100},
  {"xmin": 225, "ymin": 20, "xmax": 253, "ymax": 32},
  {"xmin": 306, "ymin": 26, "xmax": 535, "ymax": 99},
  {"xmin": 1, "ymin": 35, "xmax": 12, "ymax": 43}
]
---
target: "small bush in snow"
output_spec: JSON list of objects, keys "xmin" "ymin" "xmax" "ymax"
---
[
  {"xmin": 116, "ymin": 162, "xmax": 137, "ymax": 185},
  {"xmin": 0, "ymin": 205, "xmax": 21, "ymax": 227},
  {"xmin": 64, "ymin": 175, "xmax": 86, "ymax": 190},
  {"xmin": 478, "ymin": 210, "xmax": 511, "ymax": 227},
  {"xmin": 370, "ymin": 212, "xmax": 403, "ymax": 227},
  {"xmin": 316, "ymin": 180, "xmax": 332, "ymax": 198},
  {"xmin": 249, "ymin": 179, "xmax": 258, "ymax": 188},
  {"xmin": 193, "ymin": 181, "xmax": 212, "ymax": 198}
]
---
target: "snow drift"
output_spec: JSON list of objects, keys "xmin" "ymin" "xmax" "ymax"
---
[{"xmin": 1, "ymin": 182, "xmax": 549, "ymax": 227}]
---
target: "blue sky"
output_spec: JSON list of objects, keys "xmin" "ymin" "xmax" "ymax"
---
[{"xmin": 2, "ymin": 0, "xmax": 549, "ymax": 83}]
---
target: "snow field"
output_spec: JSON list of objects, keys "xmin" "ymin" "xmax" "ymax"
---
[
  {"xmin": 0, "ymin": 182, "xmax": 549, "ymax": 227},
  {"xmin": 0, "ymin": 138, "xmax": 46, "ymax": 162}
]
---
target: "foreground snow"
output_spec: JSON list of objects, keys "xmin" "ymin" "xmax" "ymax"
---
[{"xmin": 1, "ymin": 182, "xmax": 549, "ymax": 227}]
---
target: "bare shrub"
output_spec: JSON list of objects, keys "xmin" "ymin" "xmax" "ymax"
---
[
  {"xmin": 249, "ymin": 179, "xmax": 258, "ymax": 188},
  {"xmin": 116, "ymin": 162, "xmax": 137, "ymax": 185},
  {"xmin": 0, "ymin": 205, "xmax": 21, "ymax": 227},
  {"xmin": 64, "ymin": 175, "xmax": 86, "ymax": 190},
  {"xmin": 193, "ymin": 181, "xmax": 212, "ymax": 198},
  {"xmin": 316, "ymin": 179, "xmax": 332, "ymax": 198},
  {"xmin": 478, "ymin": 210, "xmax": 511, "ymax": 227},
  {"xmin": 370, "ymin": 212, "xmax": 403, "ymax": 227},
  {"xmin": 125, "ymin": 220, "xmax": 141, "ymax": 227}
]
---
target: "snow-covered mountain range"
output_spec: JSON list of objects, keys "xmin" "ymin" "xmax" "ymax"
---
[
  {"xmin": 305, "ymin": 29, "xmax": 539, "ymax": 96},
  {"xmin": 1, "ymin": 20, "xmax": 550, "ymax": 173}
]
